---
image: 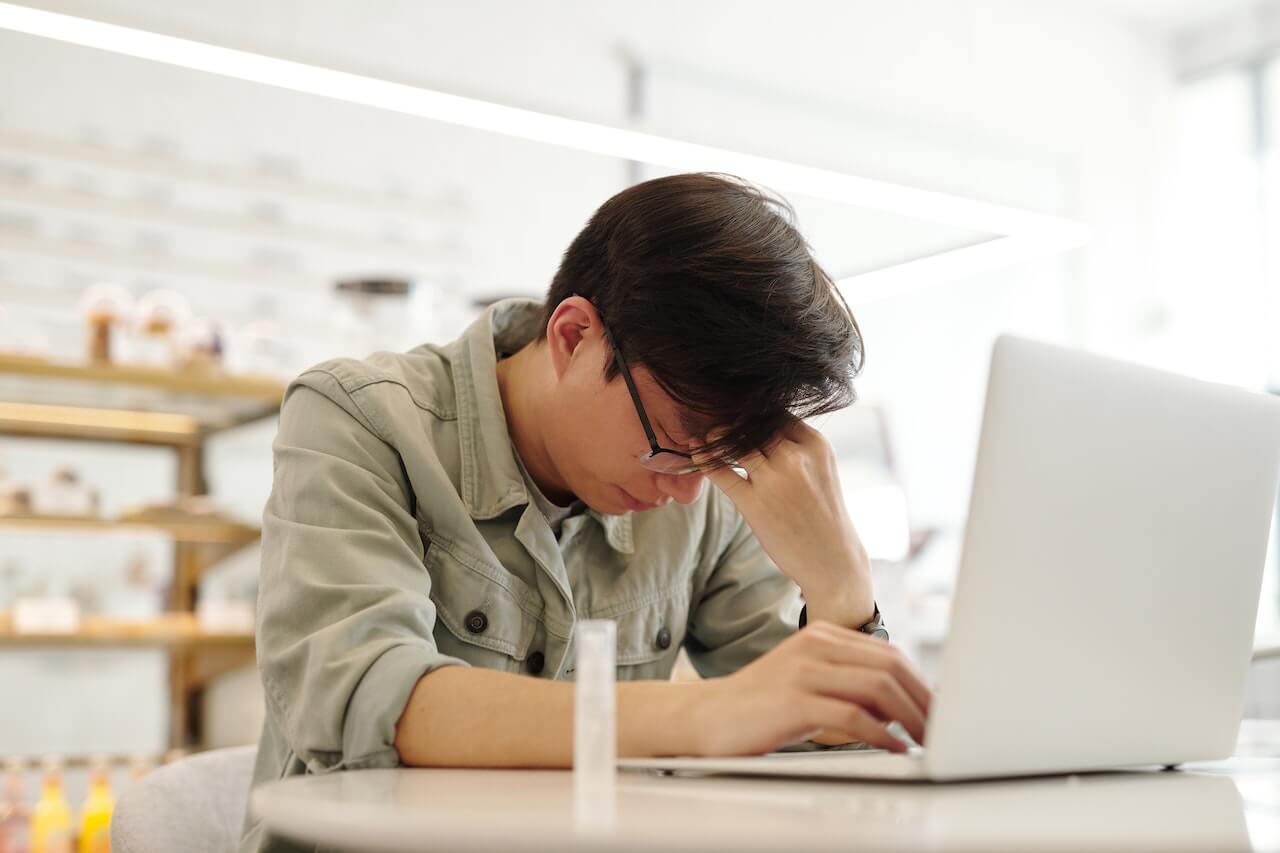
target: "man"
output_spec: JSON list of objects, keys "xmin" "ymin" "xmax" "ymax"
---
[{"xmin": 240, "ymin": 172, "xmax": 931, "ymax": 852}]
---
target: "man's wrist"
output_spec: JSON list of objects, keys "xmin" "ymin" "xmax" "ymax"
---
[
  {"xmin": 799, "ymin": 561, "xmax": 875, "ymax": 629},
  {"xmin": 797, "ymin": 554, "xmax": 887, "ymax": 638},
  {"xmin": 799, "ymin": 600, "xmax": 887, "ymax": 640},
  {"xmin": 618, "ymin": 679, "xmax": 708, "ymax": 758},
  {"xmin": 800, "ymin": 595, "xmax": 876, "ymax": 630}
]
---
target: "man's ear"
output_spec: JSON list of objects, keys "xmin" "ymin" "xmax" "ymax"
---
[{"xmin": 545, "ymin": 296, "xmax": 604, "ymax": 382}]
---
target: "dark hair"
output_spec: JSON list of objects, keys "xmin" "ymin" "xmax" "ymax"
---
[{"xmin": 540, "ymin": 172, "xmax": 864, "ymax": 466}]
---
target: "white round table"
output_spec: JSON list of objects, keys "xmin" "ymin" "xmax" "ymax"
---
[{"xmin": 252, "ymin": 721, "xmax": 1280, "ymax": 852}]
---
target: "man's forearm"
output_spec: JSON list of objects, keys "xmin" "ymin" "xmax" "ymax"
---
[
  {"xmin": 802, "ymin": 541, "xmax": 876, "ymax": 629},
  {"xmin": 393, "ymin": 665, "xmax": 704, "ymax": 767}
]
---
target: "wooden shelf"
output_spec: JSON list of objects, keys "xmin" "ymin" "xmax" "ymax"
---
[
  {"xmin": 0, "ymin": 354, "xmax": 285, "ymax": 402},
  {"xmin": 0, "ymin": 355, "xmax": 285, "ymax": 441},
  {"xmin": 0, "ymin": 400, "xmax": 203, "ymax": 445},
  {"xmin": 0, "ymin": 514, "xmax": 261, "ymax": 545},
  {"xmin": 0, "ymin": 613, "xmax": 254, "ymax": 648},
  {"xmin": 0, "ymin": 353, "xmax": 270, "ymax": 748}
]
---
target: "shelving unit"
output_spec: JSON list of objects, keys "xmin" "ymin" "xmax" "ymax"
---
[
  {"xmin": 0, "ymin": 514, "xmax": 262, "ymax": 545},
  {"xmin": 0, "ymin": 612, "xmax": 253, "ymax": 648},
  {"xmin": 0, "ymin": 353, "xmax": 284, "ymax": 749}
]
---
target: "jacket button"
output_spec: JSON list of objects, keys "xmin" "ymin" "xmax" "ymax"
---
[
  {"xmin": 655, "ymin": 626, "xmax": 672, "ymax": 650},
  {"xmin": 527, "ymin": 651, "xmax": 545, "ymax": 675},
  {"xmin": 465, "ymin": 610, "xmax": 488, "ymax": 634}
]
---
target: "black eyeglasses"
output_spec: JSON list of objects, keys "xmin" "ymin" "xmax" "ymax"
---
[{"xmin": 597, "ymin": 317, "xmax": 702, "ymax": 476}]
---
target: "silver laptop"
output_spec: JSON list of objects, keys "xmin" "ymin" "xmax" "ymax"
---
[{"xmin": 621, "ymin": 334, "xmax": 1280, "ymax": 782}]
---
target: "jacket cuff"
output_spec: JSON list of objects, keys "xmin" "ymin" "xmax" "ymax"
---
[{"xmin": 323, "ymin": 644, "xmax": 471, "ymax": 773}]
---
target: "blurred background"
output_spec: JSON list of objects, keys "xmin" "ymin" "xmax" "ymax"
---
[{"xmin": 1, "ymin": 0, "xmax": 1279, "ymax": 826}]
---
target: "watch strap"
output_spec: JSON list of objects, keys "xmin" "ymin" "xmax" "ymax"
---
[{"xmin": 798, "ymin": 601, "xmax": 889, "ymax": 641}]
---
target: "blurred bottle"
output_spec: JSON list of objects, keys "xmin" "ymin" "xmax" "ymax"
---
[
  {"xmin": 129, "ymin": 289, "xmax": 189, "ymax": 368},
  {"xmin": 77, "ymin": 284, "xmax": 132, "ymax": 365},
  {"xmin": 175, "ymin": 318, "xmax": 224, "ymax": 373},
  {"xmin": 0, "ymin": 758, "xmax": 30, "ymax": 853},
  {"xmin": 77, "ymin": 759, "xmax": 112, "ymax": 853},
  {"xmin": 229, "ymin": 320, "xmax": 294, "ymax": 378},
  {"xmin": 35, "ymin": 468, "xmax": 97, "ymax": 519},
  {"xmin": 29, "ymin": 758, "xmax": 69, "ymax": 853}
]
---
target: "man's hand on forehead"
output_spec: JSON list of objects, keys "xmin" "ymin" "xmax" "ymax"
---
[{"xmin": 693, "ymin": 419, "xmax": 876, "ymax": 627}]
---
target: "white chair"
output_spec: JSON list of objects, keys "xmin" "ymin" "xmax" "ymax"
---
[{"xmin": 112, "ymin": 745, "xmax": 256, "ymax": 853}]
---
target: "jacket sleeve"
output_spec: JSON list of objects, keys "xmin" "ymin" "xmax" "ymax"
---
[
  {"xmin": 682, "ymin": 491, "xmax": 804, "ymax": 678},
  {"xmin": 255, "ymin": 368, "xmax": 469, "ymax": 774}
]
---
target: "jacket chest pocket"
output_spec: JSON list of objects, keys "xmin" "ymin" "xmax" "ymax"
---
[
  {"xmin": 599, "ymin": 591, "xmax": 690, "ymax": 681},
  {"xmin": 425, "ymin": 535, "xmax": 539, "ymax": 672}
]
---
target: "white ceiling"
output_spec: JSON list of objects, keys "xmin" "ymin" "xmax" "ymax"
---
[{"xmin": 1082, "ymin": 0, "xmax": 1269, "ymax": 34}]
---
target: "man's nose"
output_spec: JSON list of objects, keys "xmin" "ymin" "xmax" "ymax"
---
[{"xmin": 655, "ymin": 472, "xmax": 705, "ymax": 504}]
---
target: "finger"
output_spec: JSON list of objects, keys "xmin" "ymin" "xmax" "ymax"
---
[
  {"xmin": 808, "ymin": 664, "xmax": 926, "ymax": 745},
  {"xmin": 692, "ymin": 441, "xmax": 750, "ymax": 495},
  {"xmin": 808, "ymin": 728, "xmax": 860, "ymax": 747},
  {"xmin": 700, "ymin": 461, "xmax": 749, "ymax": 497},
  {"xmin": 733, "ymin": 447, "xmax": 769, "ymax": 480},
  {"xmin": 801, "ymin": 661, "xmax": 927, "ymax": 745},
  {"xmin": 804, "ymin": 622, "xmax": 933, "ymax": 711},
  {"xmin": 802, "ymin": 696, "xmax": 910, "ymax": 753},
  {"xmin": 691, "ymin": 437, "xmax": 763, "ymax": 492},
  {"xmin": 698, "ymin": 426, "xmax": 770, "ymax": 465},
  {"xmin": 776, "ymin": 417, "xmax": 827, "ymax": 451},
  {"xmin": 805, "ymin": 623, "xmax": 933, "ymax": 717}
]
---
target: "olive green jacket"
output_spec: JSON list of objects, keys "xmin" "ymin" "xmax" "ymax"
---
[{"xmin": 239, "ymin": 298, "xmax": 803, "ymax": 852}]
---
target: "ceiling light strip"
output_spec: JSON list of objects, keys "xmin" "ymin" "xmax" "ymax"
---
[{"xmin": 0, "ymin": 2, "xmax": 1086, "ymax": 242}]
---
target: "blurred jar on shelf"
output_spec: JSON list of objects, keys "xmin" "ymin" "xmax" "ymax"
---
[
  {"xmin": 12, "ymin": 578, "xmax": 81, "ymax": 634},
  {"xmin": 0, "ymin": 558, "xmax": 19, "ymax": 613},
  {"xmin": 0, "ymin": 757, "xmax": 30, "ymax": 853},
  {"xmin": 0, "ymin": 456, "xmax": 29, "ymax": 518},
  {"xmin": 226, "ymin": 320, "xmax": 294, "ymax": 379},
  {"xmin": 196, "ymin": 592, "xmax": 255, "ymax": 634},
  {"xmin": 120, "ymin": 288, "xmax": 190, "ymax": 368},
  {"xmin": 174, "ymin": 317, "xmax": 224, "ymax": 373},
  {"xmin": 331, "ymin": 277, "xmax": 433, "ymax": 361},
  {"xmin": 32, "ymin": 467, "xmax": 98, "ymax": 518},
  {"xmin": 99, "ymin": 550, "xmax": 162, "ymax": 622},
  {"xmin": 77, "ymin": 283, "xmax": 133, "ymax": 364}
]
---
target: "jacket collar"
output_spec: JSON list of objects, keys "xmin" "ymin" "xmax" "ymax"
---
[{"xmin": 451, "ymin": 297, "xmax": 634, "ymax": 554}]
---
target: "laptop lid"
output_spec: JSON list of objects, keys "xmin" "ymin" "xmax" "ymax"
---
[{"xmin": 925, "ymin": 335, "xmax": 1280, "ymax": 780}]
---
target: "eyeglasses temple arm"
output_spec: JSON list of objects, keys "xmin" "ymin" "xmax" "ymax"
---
[{"xmin": 600, "ymin": 321, "xmax": 661, "ymax": 451}]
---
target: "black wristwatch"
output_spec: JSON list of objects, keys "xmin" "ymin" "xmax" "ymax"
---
[{"xmin": 799, "ymin": 601, "xmax": 889, "ymax": 642}]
